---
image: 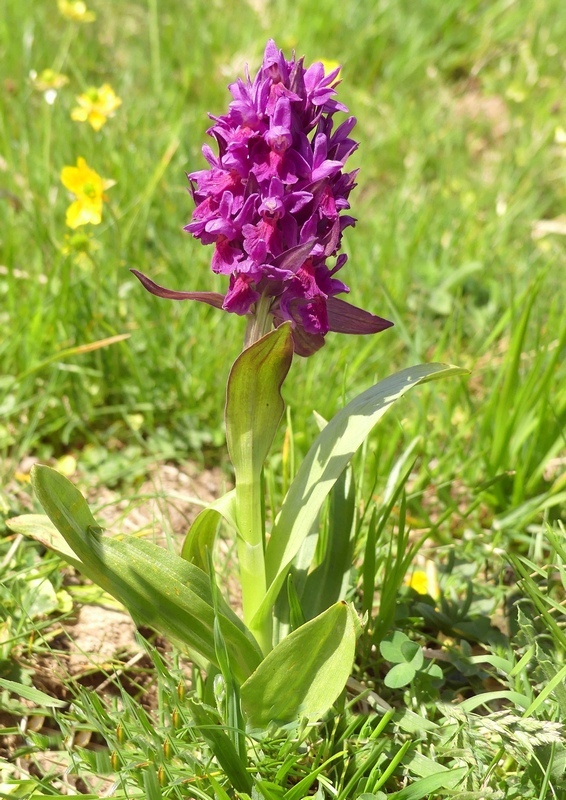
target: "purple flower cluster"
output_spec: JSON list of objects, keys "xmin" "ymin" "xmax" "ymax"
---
[{"xmin": 132, "ymin": 40, "xmax": 392, "ymax": 355}]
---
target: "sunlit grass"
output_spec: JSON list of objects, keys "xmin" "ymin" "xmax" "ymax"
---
[{"xmin": 1, "ymin": 0, "xmax": 566, "ymax": 796}]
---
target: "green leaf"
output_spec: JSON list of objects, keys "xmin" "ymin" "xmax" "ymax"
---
[
  {"xmin": 393, "ymin": 709, "xmax": 438, "ymax": 734},
  {"xmin": 301, "ymin": 465, "xmax": 356, "ymax": 620},
  {"xmin": 225, "ymin": 324, "xmax": 294, "ymax": 649},
  {"xmin": 30, "ymin": 465, "xmax": 261, "ymax": 685},
  {"xmin": 391, "ymin": 766, "xmax": 468, "ymax": 798},
  {"xmin": 380, "ymin": 631, "xmax": 410, "ymax": 663},
  {"xmin": 186, "ymin": 697, "xmax": 252, "ymax": 793},
  {"xmin": 22, "ymin": 576, "xmax": 59, "ymax": 619},
  {"xmin": 256, "ymin": 364, "xmax": 467, "ymax": 630},
  {"xmin": 241, "ymin": 601, "xmax": 356, "ymax": 727},
  {"xmin": 426, "ymin": 663, "xmax": 444, "ymax": 680},
  {"xmin": 384, "ymin": 662, "xmax": 416, "ymax": 688},
  {"xmin": 401, "ymin": 640, "xmax": 423, "ymax": 669},
  {"xmin": 0, "ymin": 792, "xmax": 99, "ymax": 800},
  {"xmin": 143, "ymin": 766, "xmax": 162, "ymax": 800},
  {"xmin": 0, "ymin": 678, "xmax": 66, "ymax": 708},
  {"xmin": 6, "ymin": 513, "xmax": 83, "ymax": 569},
  {"xmin": 226, "ymin": 324, "xmax": 293, "ymax": 483},
  {"xmin": 459, "ymin": 690, "xmax": 531, "ymax": 712},
  {"xmin": 180, "ymin": 489, "xmax": 237, "ymax": 570},
  {"xmin": 286, "ymin": 573, "xmax": 306, "ymax": 631}
]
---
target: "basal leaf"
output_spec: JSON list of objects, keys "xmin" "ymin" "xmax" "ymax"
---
[
  {"xmin": 30, "ymin": 465, "xmax": 261, "ymax": 684},
  {"xmin": 181, "ymin": 489, "xmax": 237, "ymax": 571},
  {"xmin": 241, "ymin": 601, "xmax": 355, "ymax": 727},
  {"xmin": 6, "ymin": 514, "xmax": 83, "ymax": 569}
]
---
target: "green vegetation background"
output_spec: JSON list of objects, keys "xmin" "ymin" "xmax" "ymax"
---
[
  {"xmin": 1, "ymin": 3, "xmax": 566, "ymax": 797},
  {"xmin": 1, "ymin": 0, "xmax": 564, "ymax": 524}
]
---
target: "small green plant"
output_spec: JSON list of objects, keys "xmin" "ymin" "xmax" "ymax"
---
[{"xmin": 380, "ymin": 631, "xmax": 443, "ymax": 691}]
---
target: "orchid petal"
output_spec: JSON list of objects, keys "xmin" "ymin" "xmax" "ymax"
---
[
  {"xmin": 326, "ymin": 297, "xmax": 393, "ymax": 334},
  {"xmin": 130, "ymin": 270, "xmax": 225, "ymax": 309}
]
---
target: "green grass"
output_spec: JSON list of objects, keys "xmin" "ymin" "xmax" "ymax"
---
[{"xmin": 1, "ymin": 0, "xmax": 566, "ymax": 797}]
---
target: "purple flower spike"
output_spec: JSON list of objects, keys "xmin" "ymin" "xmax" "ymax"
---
[{"xmin": 132, "ymin": 40, "xmax": 393, "ymax": 356}]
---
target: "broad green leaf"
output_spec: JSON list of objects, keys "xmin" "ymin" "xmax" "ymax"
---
[
  {"xmin": 393, "ymin": 709, "xmax": 438, "ymax": 734},
  {"xmin": 380, "ymin": 631, "xmax": 410, "ymax": 663},
  {"xmin": 425, "ymin": 663, "xmax": 443, "ymax": 682},
  {"xmin": 30, "ymin": 465, "xmax": 261, "ymax": 685},
  {"xmin": 241, "ymin": 601, "xmax": 355, "ymax": 727},
  {"xmin": 403, "ymin": 750, "xmax": 453, "ymax": 779},
  {"xmin": 6, "ymin": 513, "xmax": 83, "ymax": 569},
  {"xmin": 181, "ymin": 489, "xmax": 237, "ymax": 570},
  {"xmin": 256, "ymin": 364, "xmax": 467, "ymax": 631},
  {"xmin": 22, "ymin": 576, "xmax": 59, "ymax": 619},
  {"xmin": 357, "ymin": 795, "xmax": 387, "ymax": 800},
  {"xmin": 401, "ymin": 640, "xmax": 423, "ymax": 668},
  {"xmin": 226, "ymin": 324, "xmax": 293, "ymax": 483},
  {"xmin": 384, "ymin": 662, "xmax": 416, "ymax": 689}
]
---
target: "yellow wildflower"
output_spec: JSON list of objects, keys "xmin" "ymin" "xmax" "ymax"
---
[
  {"xmin": 60, "ymin": 157, "xmax": 114, "ymax": 229},
  {"xmin": 407, "ymin": 570, "xmax": 429, "ymax": 595},
  {"xmin": 319, "ymin": 58, "xmax": 340, "ymax": 75},
  {"xmin": 29, "ymin": 68, "xmax": 69, "ymax": 105},
  {"xmin": 406, "ymin": 560, "xmax": 440, "ymax": 600},
  {"xmin": 71, "ymin": 84, "xmax": 122, "ymax": 131},
  {"xmin": 30, "ymin": 68, "xmax": 69, "ymax": 92},
  {"xmin": 57, "ymin": 0, "xmax": 96, "ymax": 23}
]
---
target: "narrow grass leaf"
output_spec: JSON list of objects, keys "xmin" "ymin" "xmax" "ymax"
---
[
  {"xmin": 523, "ymin": 662, "xmax": 566, "ymax": 718},
  {"xmin": 460, "ymin": 691, "xmax": 531, "ymax": 712},
  {"xmin": 143, "ymin": 765, "xmax": 162, "ymax": 800},
  {"xmin": 0, "ymin": 678, "xmax": 66, "ymax": 709},
  {"xmin": 390, "ymin": 766, "xmax": 468, "ymax": 798},
  {"xmin": 186, "ymin": 698, "xmax": 253, "ymax": 794},
  {"xmin": 15, "ymin": 334, "xmax": 131, "ymax": 382},
  {"xmin": 282, "ymin": 752, "xmax": 344, "ymax": 800}
]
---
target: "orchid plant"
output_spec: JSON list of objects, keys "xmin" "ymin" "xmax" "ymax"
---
[{"xmin": 10, "ymin": 41, "xmax": 464, "ymax": 739}]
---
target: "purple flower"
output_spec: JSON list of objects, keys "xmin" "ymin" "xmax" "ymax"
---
[{"xmin": 132, "ymin": 40, "xmax": 392, "ymax": 356}]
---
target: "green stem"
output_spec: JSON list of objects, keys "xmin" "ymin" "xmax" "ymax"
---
[
  {"xmin": 236, "ymin": 474, "xmax": 271, "ymax": 653},
  {"xmin": 244, "ymin": 293, "xmax": 272, "ymax": 349}
]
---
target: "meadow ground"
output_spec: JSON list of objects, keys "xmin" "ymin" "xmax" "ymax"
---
[{"xmin": 1, "ymin": 0, "xmax": 565, "ymax": 797}]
